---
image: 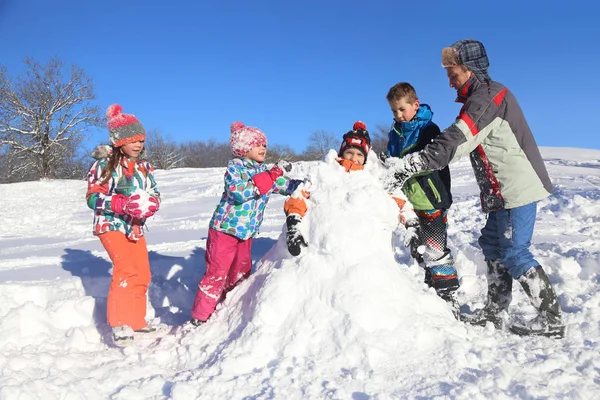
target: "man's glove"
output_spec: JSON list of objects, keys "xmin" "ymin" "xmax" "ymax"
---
[
  {"xmin": 384, "ymin": 154, "xmax": 420, "ymax": 190},
  {"xmin": 393, "ymin": 169, "xmax": 412, "ymax": 190},
  {"xmin": 403, "ymin": 219, "xmax": 424, "ymax": 260}
]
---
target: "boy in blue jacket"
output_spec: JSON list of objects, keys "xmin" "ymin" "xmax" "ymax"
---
[{"xmin": 384, "ymin": 82, "xmax": 459, "ymax": 315}]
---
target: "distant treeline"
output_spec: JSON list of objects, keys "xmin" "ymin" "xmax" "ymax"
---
[{"xmin": 0, "ymin": 57, "xmax": 388, "ymax": 183}]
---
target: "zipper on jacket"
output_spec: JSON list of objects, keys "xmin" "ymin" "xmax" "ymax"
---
[{"xmin": 427, "ymin": 178, "xmax": 441, "ymax": 203}]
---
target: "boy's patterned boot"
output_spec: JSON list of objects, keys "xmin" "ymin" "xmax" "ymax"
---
[{"xmin": 437, "ymin": 288, "xmax": 460, "ymax": 319}]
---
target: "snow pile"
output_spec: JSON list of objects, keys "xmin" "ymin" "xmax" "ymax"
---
[{"xmin": 0, "ymin": 148, "xmax": 599, "ymax": 399}]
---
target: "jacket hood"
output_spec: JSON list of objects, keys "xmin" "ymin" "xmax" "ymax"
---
[{"xmin": 91, "ymin": 145, "xmax": 112, "ymax": 160}]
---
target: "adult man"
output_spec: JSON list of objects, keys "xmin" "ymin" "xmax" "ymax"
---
[{"xmin": 387, "ymin": 39, "xmax": 564, "ymax": 338}]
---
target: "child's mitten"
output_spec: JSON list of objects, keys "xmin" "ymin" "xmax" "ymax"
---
[
  {"xmin": 122, "ymin": 193, "xmax": 144, "ymax": 218},
  {"xmin": 286, "ymin": 214, "xmax": 307, "ymax": 256},
  {"xmin": 110, "ymin": 194, "xmax": 128, "ymax": 215},
  {"xmin": 252, "ymin": 165, "xmax": 285, "ymax": 195},
  {"xmin": 404, "ymin": 219, "xmax": 424, "ymax": 259},
  {"xmin": 144, "ymin": 196, "xmax": 160, "ymax": 218},
  {"xmin": 128, "ymin": 189, "xmax": 160, "ymax": 218},
  {"xmin": 275, "ymin": 160, "xmax": 293, "ymax": 173}
]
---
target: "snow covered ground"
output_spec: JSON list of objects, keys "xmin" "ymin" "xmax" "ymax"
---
[{"xmin": 0, "ymin": 147, "xmax": 599, "ymax": 399}]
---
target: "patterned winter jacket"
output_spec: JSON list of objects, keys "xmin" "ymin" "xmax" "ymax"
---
[
  {"xmin": 86, "ymin": 152, "xmax": 160, "ymax": 241},
  {"xmin": 387, "ymin": 104, "xmax": 452, "ymax": 211},
  {"xmin": 409, "ymin": 77, "xmax": 552, "ymax": 212},
  {"xmin": 210, "ymin": 157, "xmax": 302, "ymax": 240}
]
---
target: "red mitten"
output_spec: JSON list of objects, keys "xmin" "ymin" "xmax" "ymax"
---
[
  {"xmin": 142, "ymin": 196, "xmax": 160, "ymax": 218},
  {"xmin": 124, "ymin": 194, "xmax": 143, "ymax": 218},
  {"xmin": 111, "ymin": 194, "xmax": 128, "ymax": 214},
  {"xmin": 252, "ymin": 165, "xmax": 285, "ymax": 195},
  {"xmin": 252, "ymin": 172, "xmax": 275, "ymax": 195},
  {"xmin": 268, "ymin": 164, "xmax": 284, "ymax": 180}
]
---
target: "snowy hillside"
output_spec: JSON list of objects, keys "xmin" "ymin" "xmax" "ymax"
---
[{"xmin": 0, "ymin": 147, "xmax": 599, "ymax": 399}]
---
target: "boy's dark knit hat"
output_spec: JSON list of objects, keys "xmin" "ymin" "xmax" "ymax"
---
[
  {"xmin": 441, "ymin": 39, "xmax": 491, "ymax": 83},
  {"xmin": 338, "ymin": 121, "xmax": 371, "ymax": 161},
  {"xmin": 106, "ymin": 104, "xmax": 147, "ymax": 147}
]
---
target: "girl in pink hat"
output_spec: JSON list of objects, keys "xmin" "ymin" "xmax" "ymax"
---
[
  {"xmin": 190, "ymin": 121, "xmax": 302, "ymax": 326},
  {"xmin": 86, "ymin": 104, "xmax": 160, "ymax": 345}
]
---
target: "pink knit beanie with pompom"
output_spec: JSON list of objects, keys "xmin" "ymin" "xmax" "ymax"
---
[
  {"xmin": 229, "ymin": 121, "xmax": 267, "ymax": 157},
  {"xmin": 106, "ymin": 104, "xmax": 146, "ymax": 147}
]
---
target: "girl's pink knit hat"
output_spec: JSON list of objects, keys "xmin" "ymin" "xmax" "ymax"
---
[
  {"xmin": 106, "ymin": 104, "xmax": 146, "ymax": 147},
  {"xmin": 229, "ymin": 121, "xmax": 267, "ymax": 157}
]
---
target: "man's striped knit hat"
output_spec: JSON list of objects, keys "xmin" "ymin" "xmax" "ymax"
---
[
  {"xmin": 442, "ymin": 39, "xmax": 491, "ymax": 83},
  {"xmin": 106, "ymin": 104, "xmax": 146, "ymax": 147}
]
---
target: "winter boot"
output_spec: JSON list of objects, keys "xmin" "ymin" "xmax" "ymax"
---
[
  {"xmin": 134, "ymin": 326, "xmax": 157, "ymax": 333},
  {"xmin": 437, "ymin": 288, "xmax": 460, "ymax": 319},
  {"xmin": 112, "ymin": 325, "xmax": 135, "ymax": 346},
  {"xmin": 462, "ymin": 260, "xmax": 512, "ymax": 328},
  {"xmin": 423, "ymin": 253, "xmax": 461, "ymax": 318},
  {"xmin": 510, "ymin": 266, "xmax": 564, "ymax": 338},
  {"xmin": 423, "ymin": 267, "xmax": 433, "ymax": 288},
  {"xmin": 190, "ymin": 318, "xmax": 205, "ymax": 327},
  {"xmin": 286, "ymin": 214, "xmax": 307, "ymax": 256}
]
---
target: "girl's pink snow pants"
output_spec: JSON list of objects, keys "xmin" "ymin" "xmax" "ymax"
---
[{"xmin": 191, "ymin": 229, "xmax": 253, "ymax": 321}]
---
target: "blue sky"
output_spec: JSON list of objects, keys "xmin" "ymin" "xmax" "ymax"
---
[{"xmin": 1, "ymin": 0, "xmax": 599, "ymax": 152}]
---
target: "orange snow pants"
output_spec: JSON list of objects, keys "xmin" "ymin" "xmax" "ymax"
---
[{"xmin": 99, "ymin": 231, "xmax": 151, "ymax": 331}]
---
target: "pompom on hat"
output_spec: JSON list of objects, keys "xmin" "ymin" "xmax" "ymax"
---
[
  {"xmin": 106, "ymin": 104, "xmax": 146, "ymax": 147},
  {"xmin": 338, "ymin": 121, "xmax": 371, "ymax": 162},
  {"xmin": 441, "ymin": 39, "xmax": 491, "ymax": 83},
  {"xmin": 229, "ymin": 121, "xmax": 267, "ymax": 157}
]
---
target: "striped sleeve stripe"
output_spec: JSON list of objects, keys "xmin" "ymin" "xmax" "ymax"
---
[
  {"xmin": 493, "ymin": 89, "xmax": 507, "ymax": 106},
  {"xmin": 459, "ymin": 113, "xmax": 480, "ymax": 136}
]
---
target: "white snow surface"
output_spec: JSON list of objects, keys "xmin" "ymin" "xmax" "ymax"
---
[{"xmin": 0, "ymin": 147, "xmax": 599, "ymax": 399}]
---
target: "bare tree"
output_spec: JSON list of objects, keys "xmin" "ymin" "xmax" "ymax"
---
[
  {"xmin": 0, "ymin": 57, "xmax": 103, "ymax": 180},
  {"xmin": 304, "ymin": 129, "xmax": 338, "ymax": 160},
  {"xmin": 267, "ymin": 143, "xmax": 298, "ymax": 163},
  {"xmin": 371, "ymin": 123, "xmax": 391, "ymax": 155},
  {"xmin": 179, "ymin": 138, "xmax": 231, "ymax": 168},
  {"xmin": 145, "ymin": 128, "xmax": 183, "ymax": 170}
]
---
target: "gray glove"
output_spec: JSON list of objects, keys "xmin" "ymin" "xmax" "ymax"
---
[
  {"xmin": 385, "ymin": 155, "xmax": 421, "ymax": 189},
  {"xmin": 275, "ymin": 160, "xmax": 293, "ymax": 174}
]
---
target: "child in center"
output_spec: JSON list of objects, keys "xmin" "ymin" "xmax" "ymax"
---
[
  {"xmin": 190, "ymin": 122, "xmax": 302, "ymax": 326},
  {"xmin": 284, "ymin": 121, "xmax": 417, "ymax": 257}
]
